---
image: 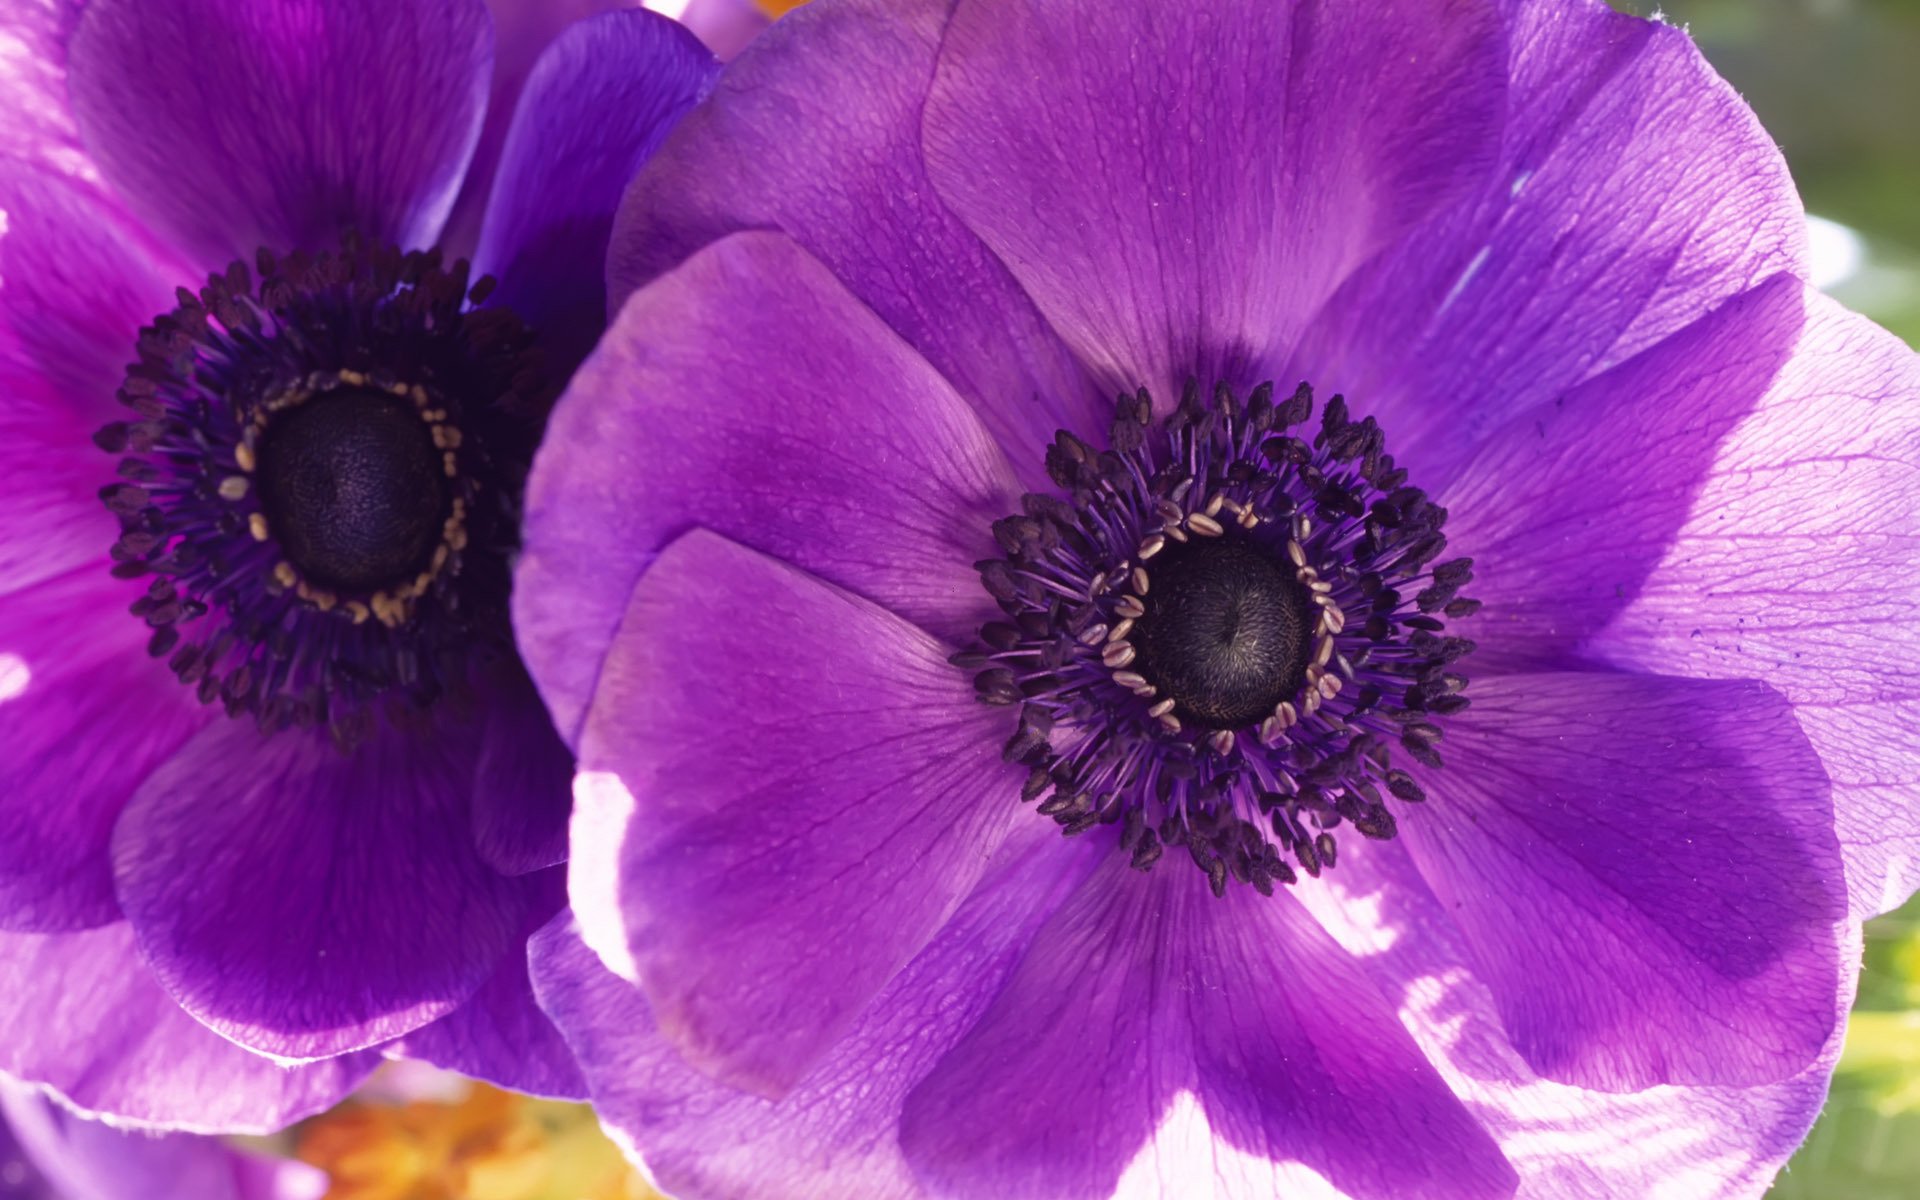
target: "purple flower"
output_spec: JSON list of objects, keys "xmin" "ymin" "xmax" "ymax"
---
[
  {"xmin": 0, "ymin": 0, "xmax": 715, "ymax": 1125},
  {"xmin": 513, "ymin": 0, "xmax": 1920, "ymax": 1196},
  {"xmin": 0, "ymin": 1080, "xmax": 323, "ymax": 1200}
]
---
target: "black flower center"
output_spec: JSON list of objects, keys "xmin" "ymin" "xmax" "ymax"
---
[
  {"xmin": 96, "ymin": 236, "xmax": 549, "ymax": 744},
  {"xmin": 255, "ymin": 387, "xmax": 451, "ymax": 593},
  {"xmin": 1130, "ymin": 535, "xmax": 1312, "ymax": 729}
]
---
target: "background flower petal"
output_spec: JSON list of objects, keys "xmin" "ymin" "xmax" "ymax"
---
[
  {"xmin": 921, "ymin": 0, "xmax": 1505, "ymax": 404},
  {"xmin": 1397, "ymin": 672, "xmax": 1846, "ymax": 1091},
  {"xmin": 517, "ymin": 230, "xmax": 1019, "ymax": 742},
  {"xmin": 66, "ymin": 0, "xmax": 493, "ymax": 265},
  {"xmin": 0, "ymin": 922, "xmax": 375, "ymax": 1132},
  {"xmin": 568, "ymin": 530, "xmax": 1021, "ymax": 1097}
]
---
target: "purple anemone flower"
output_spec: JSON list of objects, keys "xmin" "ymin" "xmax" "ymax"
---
[
  {"xmin": 0, "ymin": 1079, "xmax": 324, "ymax": 1200},
  {"xmin": 0, "ymin": 0, "xmax": 715, "ymax": 1126},
  {"xmin": 513, "ymin": 0, "xmax": 1920, "ymax": 1197}
]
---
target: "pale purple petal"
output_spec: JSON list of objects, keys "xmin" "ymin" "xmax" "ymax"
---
[
  {"xmin": 111, "ymin": 710, "xmax": 538, "ymax": 1059},
  {"xmin": 66, "ymin": 0, "xmax": 492, "ymax": 265},
  {"xmin": 0, "ymin": 923, "xmax": 374, "ymax": 1132},
  {"xmin": 532, "ymin": 824, "xmax": 1093, "ymax": 1200},
  {"xmin": 608, "ymin": 0, "xmax": 1100, "ymax": 494},
  {"xmin": 900, "ymin": 855, "xmax": 1515, "ymax": 1200},
  {"xmin": 1395, "ymin": 672, "xmax": 1843, "ymax": 1090},
  {"xmin": 1580, "ymin": 287, "xmax": 1920, "ymax": 919},
  {"xmin": 1295, "ymin": 0, "xmax": 1808, "ymax": 487},
  {"xmin": 922, "ymin": 0, "xmax": 1503, "ymax": 404},
  {"xmin": 671, "ymin": 0, "xmax": 770, "ymax": 60},
  {"xmin": 472, "ymin": 6, "xmax": 716, "ymax": 375},
  {"xmin": 517, "ymin": 230, "xmax": 1020, "ymax": 741},
  {"xmin": 567, "ymin": 530, "xmax": 1021, "ymax": 1096},
  {"xmin": 0, "ymin": 570, "xmax": 210, "ymax": 932},
  {"xmin": 391, "ymin": 868, "xmax": 585, "ymax": 1101}
]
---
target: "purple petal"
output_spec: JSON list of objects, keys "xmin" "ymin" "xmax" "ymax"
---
[
  {"xmin": 1306, "ymin": 839, "xmax": 1852, "ymax": 1200},
  {"xmin": 1439, "ymin": 274, "xmax": 1805, "ymax": 676},
  {"xmin": 1395, "ymin": 672, "xmax": 1844, "ymax": 1090},
  {"xmin": 0, "ymin": 923, "xmax": 374, "ymax": 1132},
  {"xmin": 391, "ymin": 869, "xmax": 586, "ymax": 1100},
  {"xmin": 532, "ymin": 824, "xmax": 1094, "ymax": 1200},
  {"xmin": 469, "ymin": 668, "xmax": 574, "ymax": 876},
  {"xmin": 0, "ymin": 570, "xmax": 210, "ymax": 932},
  {"xmin": 0, "ymin": 1082, "xmax": 329, "ymax": 1200},
  {"xmin": 1295, "ymin": 0, "xmax": 1806, "ymax": 488},
  {"xmin": 900, "ymin": 854, "xmax": 1513, "ymax": 1200},
  {"xmin": 567, "ymin": 530, "xmax": 1021, "ymax": 1096},
  {"xmin": 66, "ymin": 0, "xmax": 492, "ymax": 266},
  {"xmin": 921, "ymin": 0, "xmax": 1504, "ymax": 404},
  {"xmin": 472, "ymin": 7, "xmax": 716, "ymax": 376},
  {"xmin": 673, "ymin": 0, "xmax": 771, "ymax": 60},
  {"xmin": 1577, "ymin": 287, "xmax": 1920, "ymax": 919},
  {"xmin": 111, "ymin": 710, "xmax": 539, "ymax": 1059},
  {"xmin": 517, "ymin": 230, "xmax": 1020, "ymax": 741},
  {"xmin": 608, "ymin": 0, "xmax": 1100, "ymax": 494}
]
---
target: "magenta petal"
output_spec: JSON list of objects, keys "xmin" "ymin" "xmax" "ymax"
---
[
  {"xmin": 392, "ymin": 869, "xmax": 585, "ymax": 1100},
  {"xmin": 1440, "ymin": 274, "xmax": 1804, "ymax": 676},
  {"xmin": 901, "ymin": 857, "xmax": 1514, "ymax": 1200},
  {"xmin": 472, "ymin": 7, "xmax": 716, "ymax": 375},
  {"xmin": 0, "ymin": 922, "xmax": 374, "ymax": 1132},
  {"xmin": 533, "ymin": 826, "xmax": 1094, "ymax": 1200},
  {"xmin": 921, "ymin": 0, "xmax": 1503, "ymax": 403},
  {"xmin": 1580, "ymin": 286, "xmax": 1920, "ymax": 919},
  {"xmin": 1298, "ymin": 0, "xmax": 1807, "ymax": 486},
  {"xmin": 66, "ymin": 0, "xmax": 492, "ymax": 265},
  {"xmin": 112, "ymin": 715, "xmax": 537, "ymax": 1059},
  {"xmin": 568, "ymin": 530, "xmax": 1021, "ymax": 1096},
  {"xmin": 0, "ymin": 570, "xmax": 210, "ymax": 932},
  {"xmin": 517, "ymin": 230, "xmax": 1020, "ymax": 741},
  {"xmin": 1397, "ymin": 672, "xmax": 1844, "ymax": 1091},
  {"xmin": 608, "ymin": 0, "xmax": 1100, "ymax": 494}
]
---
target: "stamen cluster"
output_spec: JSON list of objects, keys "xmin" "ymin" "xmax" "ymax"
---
[
  {"xmin": 960, "ymin": 382, "xmax": 1479, "ymax": 895},
  {"xmin": 95, "ymin": 236, "xmax": 548, "ymax": 746}
]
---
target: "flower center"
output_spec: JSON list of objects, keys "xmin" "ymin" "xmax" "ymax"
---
[
  {"xmin": 961, "ymin": 382, "xmax": 1478, "ymax": 895},
  {"xmin": 1127, "ymin": 534, "xmax": 1311, "ymax": 729},
  {"xmin": 97, "ymin": 236, "xmax": 547, "ymax": 744},
  {"xmin": 255, "ymin": 386, "xmax": 452, "ymax": 593}
]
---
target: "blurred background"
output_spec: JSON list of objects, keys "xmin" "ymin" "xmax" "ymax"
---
[{"xmin": 1610, "ymin": 2, "xmax": 1920, "ymax": 1196}]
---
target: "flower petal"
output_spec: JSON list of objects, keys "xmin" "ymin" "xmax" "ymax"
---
[
  {"xmin": 1298, "ymin": 0, "xmax": 1807, "ymax": 487},
  {"xmin": 112, "ymin": 710, "xmax": 538, "ymax": 1059},
  {"xmin": 608, "ymin": 0, "xmax": 1100, "ymax": 492},
  {"xmin": 472, "ymin": 7, "xmax": 715, "ymax": 377},
  {"xmin": 392, "ymin": 869, "xmax": 586, "ymax": 1100},
  {"xmin": 0, "ymin": 568, "xmax": 210, "ymax": 932},
  {"xmin": 568, "ymin": 529, "xmax": 1021, "ymax": 1096},
  {"xmin": 921, "ymin": 0, "xmax": 1505, "ymax": 403},
  {"xmin": 469, "ymin": 668, "xmax": 574, "ymax": 876},
  {"xmin": 532, "ymin": 824, "xmax": 1093, "ymax": 1200},
  {"xmin": 900, "ymin": 855, "xmax": 1515, "ymax": 1200},
  {"xmin": 1579, "ymin": 288, "xmax": 1920, "ymax": 919},
  {"xmin": 1439, "ymin": 274, "xmax": 1805, "ymax": 677},
  {"xmin": 517, "ymin": 230, "xmax": 1020, "ymax": 742},
  {"xmin": 0, "ymin": 922, "xmax": 375, "ymax": 1132},
  {"xmin": 66, "ymin": 0, "xmax": 493, "ymax": 266},
  {"xmin": 1396, "ymin": 672, "xmax": 1845, "ymax": 1091}
]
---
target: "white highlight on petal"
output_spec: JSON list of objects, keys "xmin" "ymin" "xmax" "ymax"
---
[
  {"xmin": 569, "ymin": 769, "xmax": 644, "ymax": 984},
  {"xmin": 1805, "ymin": 213, "xmax": 1865, "ymax": 291},
  {"xmin": 1112, "ymin": 1091, "xmax": 1344, "ymax": 1200},
  {"xmin": 0, "ymin": 653, "xmax": 30, "ymax": 705}
]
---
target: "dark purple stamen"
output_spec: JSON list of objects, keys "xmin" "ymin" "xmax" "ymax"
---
[{"xmin": 960, "ymin": 381, "xmax": 1478, "ymax": 896}]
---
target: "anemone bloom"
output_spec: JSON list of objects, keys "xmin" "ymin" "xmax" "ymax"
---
[
  {"xmin": 515, "ymin": 0, "xmax": 1920, "ymax": 1196},
  {"xmin": 0, "ymin": 0, "xmax": 714, "ymax": 1125}
]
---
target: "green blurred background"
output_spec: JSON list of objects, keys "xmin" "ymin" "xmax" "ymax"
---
[{"xmin": 1612, "ymin": 2, "xmax": 1920, "ymax": 1195}]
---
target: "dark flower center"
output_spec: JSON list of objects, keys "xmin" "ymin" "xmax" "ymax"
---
[
  {"xmin": 96, "ymin": 235, "xmax": 549, "ymax": 745},
  {"xmin": 961, "ymin": 381, "xmax": 1478, "ymax": 896},
  {"xmin": 1128, "ymin": 534, "xmax": 1311, "ymax": 729},
  {"xmin": 254, "ymin": 387, "xmax": 451, "ymax": 593}
]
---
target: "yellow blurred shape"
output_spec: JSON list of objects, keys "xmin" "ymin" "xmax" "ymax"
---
[
  {"xmin": 754, "ymin": 0, "xmax": 810, "ymax": 16},
  {"xmin": 296, "ymin": 1082, "xmax": 665, "ymax": 1200}
]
